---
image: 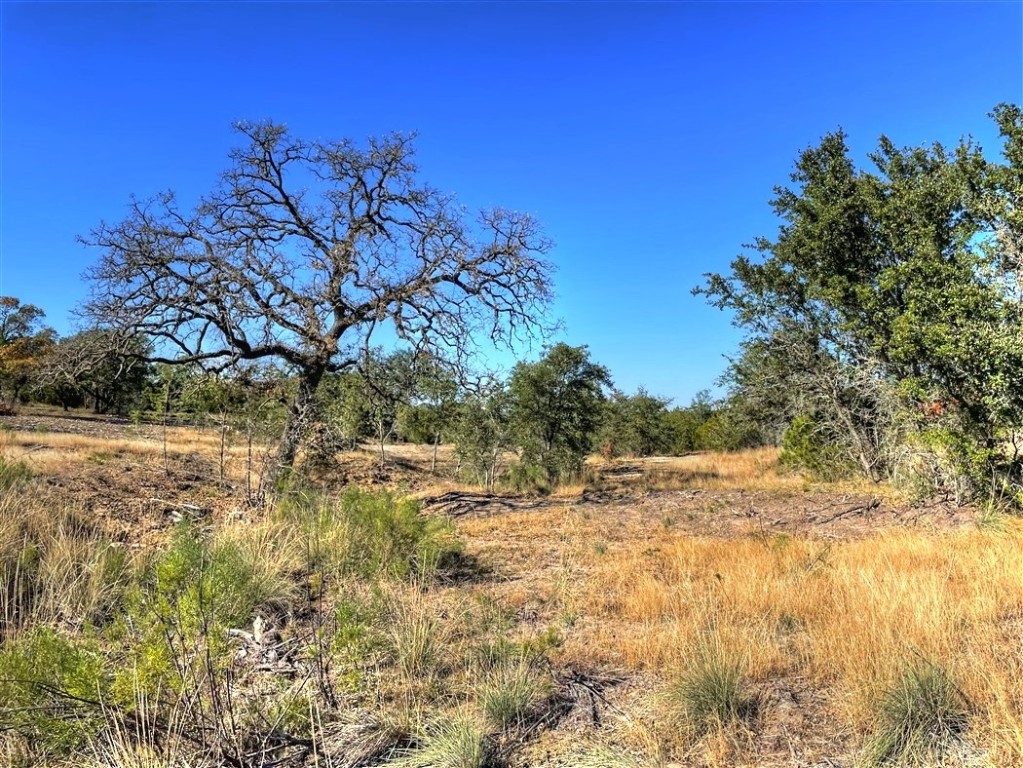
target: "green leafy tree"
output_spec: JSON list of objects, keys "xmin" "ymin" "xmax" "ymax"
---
[
  {"xmin": 397, "ymin": 359, "xmax": 459, "ymax": 471},
  {"xmin": 508, "ymin": 344, "xmax": 612, "ymax": 485},
  {"xmin": 316, "ymin": 371, "xmax": 372, "ymax": 451},
  {"xmin": 664, "ymin": 391, "xmax": 717, "ymax": 454},
  {"xmin": 700, "ymin": 105, "xmax": 1023, "ymax": 497},
  {"xmin": 451, "ymin": 382, "xmax": 512, "ymax": 491},
  {"xmin": 599, "ymin": 388, "xmax": 675, "ymax": 458},
  {"xmin": 361, "ymin": 348, "xmax": 423, "ymax": 461}
]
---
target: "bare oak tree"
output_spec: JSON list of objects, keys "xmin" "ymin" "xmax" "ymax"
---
[{"xmin": 83, "ymin": 122, "xmax": 554, "ymax": 481}]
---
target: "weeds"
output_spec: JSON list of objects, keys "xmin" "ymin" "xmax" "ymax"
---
[{"xmin": 0, "ymin": 627, "xmax": 109, "ymax": 755}]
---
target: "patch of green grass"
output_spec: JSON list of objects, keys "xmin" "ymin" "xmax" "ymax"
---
[{"xmin": 862, "ymin": 659, "xmax": 970, "ymax": 767}]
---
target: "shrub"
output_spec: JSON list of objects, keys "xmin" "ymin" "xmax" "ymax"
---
[
  {"xmin": 286, "ymin": 488, "xmax": 462, "ymax": 581},
  {"xmin": 112, "ymin": 520, "xmax": 303, "ymax": 702},
  {"xmin": 0, "ymin": 627, "xmax": 108, "ymax": 756},
  {"xmin": 502, "ymin": 461, "xmax": 552, "ymax": 494},
  {"xmin": 862, "ymin": 659, "xmax": 970, "ymax": 767},
  {"xmin": 780, "ymin": 414, "xmax": 854, "ymax": 480}
]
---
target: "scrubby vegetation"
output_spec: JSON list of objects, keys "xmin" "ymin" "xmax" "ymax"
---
[{"xmin": 0, "ymin": 423, "xmax": 1021, "ymax": 767}]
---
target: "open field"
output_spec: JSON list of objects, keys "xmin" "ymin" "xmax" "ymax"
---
[{"xmin": 1, "ymin": 410, "xmax": 1020, "ymax": 767}]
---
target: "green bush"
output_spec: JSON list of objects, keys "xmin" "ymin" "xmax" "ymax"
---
[
  {"xmin": 780, "ymin": 414, "xmax": 855, "ymax": 480},
  {"xmin": 0, "ymin": 627, "xmax": 108, "ymax": 756},
  {"xmin": 111, "ymin": 520, "xmax": 301, "ymax": 702},
  {"xmin": 286, "ymin": 488, "xmax": 462, "ymax": 581},
  {"xmin": 502, "ymin": 460, "xmax": 553, "ymax": 494}
]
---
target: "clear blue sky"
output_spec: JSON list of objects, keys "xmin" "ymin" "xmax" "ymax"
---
[{"xmin": 2, "ymin": 1, "xmax": 1021, "ymax": 404}]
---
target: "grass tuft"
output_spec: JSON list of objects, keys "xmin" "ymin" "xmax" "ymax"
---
[
  {"xmin": 391, "ymin": 715, "xmax": 497, "ymax": 768},
  {"xmin": 476, "ymin": 650, "xmax": 552, "ymax": 730},
  {"xmin": 862, "ymin": 659, "xmax": 971, "ymax": 767},
  {"xmin": 664, "ymin": 637, "xmax": 754, "ymax": 741},
  {"xmin": 560, "ymin": 744, "xmax": 643, "ymax": 768}
]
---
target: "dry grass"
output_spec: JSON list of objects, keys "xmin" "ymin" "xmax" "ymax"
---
[
  {"xmin": 0, "ymin": 425, "xmax": 256, "ymax": 476},
  {"xmin": 593, "ymin": 446, "xmax": 890, "ymax": 497},
  {"xmin": 4, "ymin": 414, "xmax": 1020, "ymax": 766},
  {"xmin": 558, "ymin": 522, "xmax": 1023, "ymax": 763}
]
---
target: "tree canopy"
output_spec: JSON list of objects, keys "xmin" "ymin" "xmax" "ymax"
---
[{"xmin": 700, "ymin": 103, "xmax": 1023, "ymax": 497}]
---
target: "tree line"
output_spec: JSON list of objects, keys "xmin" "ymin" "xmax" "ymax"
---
[
  {"xmin": 0, "ymin": 311, "xmax": 748, "ymax": 489},
  {"xmin": 7, "ymin": 104, "xmax": 1023, "ymax": 502},
  {"xmin": 701, "ymin": 103, "xmax": 1023, "ymax": 503}
]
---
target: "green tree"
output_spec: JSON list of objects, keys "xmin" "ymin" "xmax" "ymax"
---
[
  {"xmin": 0, "ymin": 297, "xmax": 54, "ymax": 406},
  {"xmin": 361, "ymin": 348, "xmax": 423, "ymax": 461},
  {"xmin": 397, "ymin": 359, "xmax": 459, "ymax": 471},
  {"xmin": 508, "ymin": 344, "xmax": 612, "ymax": 485},
  {"xmin": 451, "ymin": 382, "xmax": 512, "ymax": 491},
  {"xmin": 37, "ymin": 329, "xmax": 150, "ymax": 414},
  {"xmin": 700, "ymin": 105, "xmax": 1023, "ymax": 496},
  {"xmin": 599, "ymin": 388, "xmax": 675, "ymax": 458},
  {"xmin": 663, "ymin": 390, "xmax": 716, "ymax": 454}
]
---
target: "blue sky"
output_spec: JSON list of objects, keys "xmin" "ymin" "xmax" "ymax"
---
[{"xmin": 2, "ymin": 1, "xmax": 1021, "ymax": 404}]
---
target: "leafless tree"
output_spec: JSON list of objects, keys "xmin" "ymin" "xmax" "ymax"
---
[{"xmin": 82, "ymin": 122, "xmax": 554, "ymax": 483}]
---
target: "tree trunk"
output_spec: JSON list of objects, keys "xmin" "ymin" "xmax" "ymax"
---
[{"xmin": 263, "ymin": 364, "xmax": 326, "ymax": 494}]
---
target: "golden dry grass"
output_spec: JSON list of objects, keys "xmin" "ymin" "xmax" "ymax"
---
[
  {"xmin": 4, "ymin": 414, "xmax": 1018, "ymax": 765},
  {"xmin": 596, "ymin": 447, "xmax": 892, "ymax": 498},
  {"xmin": 0, "ymin": 422, "xmax": 263, "ymax": 483},
  {"xmin": 554, "ymin": 522, "xmax": 1023, "ymax": 763}
]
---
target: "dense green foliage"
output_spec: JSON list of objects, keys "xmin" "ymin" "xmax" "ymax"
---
[
  {"xmin": 507, "ymin": 344, "xmax": 613, "ymax": 485},
  {"xmin": 702, "ymin": 104, "xmax": 1023, "ymax": 501}
]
